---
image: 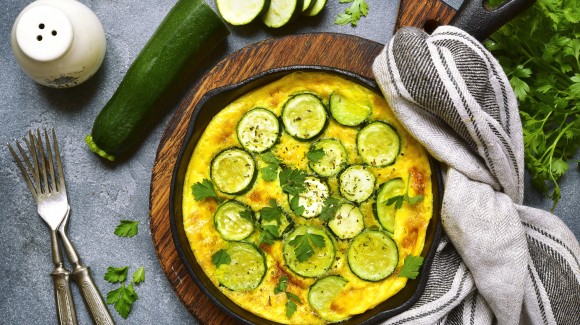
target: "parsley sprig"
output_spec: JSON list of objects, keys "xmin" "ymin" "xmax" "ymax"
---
[
  {"xmin": 274, "ymin": 275, "xmax": 302, "ymax": 318},
  {"xmin": 289, "ymin": 233, "xmax": 326, "ymax": 262},
  {"xmin": 384, "ymin": 175, "xmax": 423, "ymax": 209},
  {"xmin": 398, "ymin": 255, "xmax": 424, "ymax": 279},
  {"xmin": 335, "ymin": 0, "xmax": 369, "ymax": 26},
  {"xmin": 191, "ymin": 179, "xmax": 222, "ymax": 202},
  {"xmin": 485, "ymin": 0, "xmax": 580, "ymax": 208},
  {"xmin": 105, "ymin": 266, "xmax": 145, "ymax": 319},
  {"xmin": 114, "ymin": 220, "xmax": 139, "ymax": 238},
  {"xmin": 261, "ymin": 152, "xmax": 282, "ymax": 182}
]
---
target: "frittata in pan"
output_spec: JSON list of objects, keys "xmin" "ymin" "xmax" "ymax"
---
[{"xmin": 182, "ymin": 72, "xmax": 433, "ymax": 324}]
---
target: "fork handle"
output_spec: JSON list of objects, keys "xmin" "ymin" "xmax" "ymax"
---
[
  {"xmin": 52, "ymin": 267, "xmax": 78, "ymax": 325},
  {"xmin": 71, "ymin": 266, "xmax": 116, "ymax": 325},
  {"xmin": 50, "ymin": 230, "xmax": 78, "ymax": 325}
]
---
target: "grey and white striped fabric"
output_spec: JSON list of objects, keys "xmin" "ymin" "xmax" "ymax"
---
[{"xmin": 372, "ymin": 26, "xmax": 580, "ymax": 325}]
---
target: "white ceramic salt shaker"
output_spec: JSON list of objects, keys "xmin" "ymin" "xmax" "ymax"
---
[{"xmin": 11, "ymin": 0, "xmax": 106, "ymax": 88}]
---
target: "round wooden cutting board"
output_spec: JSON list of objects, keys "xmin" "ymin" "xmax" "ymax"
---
[{"xmin": 150, "ymin": 1, "xmax": 455, "ymax": 324}]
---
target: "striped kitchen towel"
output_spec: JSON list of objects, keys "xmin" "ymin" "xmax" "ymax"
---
[{"xmin": 372, "ymin": 26, "xmax": 580, "ymax": 325}]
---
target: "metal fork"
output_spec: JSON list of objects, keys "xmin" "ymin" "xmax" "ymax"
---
[{"xmin": 9, "ymin": 129, "xmax": 115, "ymax": 325}]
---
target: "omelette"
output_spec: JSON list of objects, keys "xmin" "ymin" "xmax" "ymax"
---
[{"xmin": 182, "ymin": 72, "xmax": 433, "ymax": 324}]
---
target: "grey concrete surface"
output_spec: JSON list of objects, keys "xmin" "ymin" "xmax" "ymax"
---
[{"xmin": 0, "ymin": 1, "xmax": 577, "ymax": 325}]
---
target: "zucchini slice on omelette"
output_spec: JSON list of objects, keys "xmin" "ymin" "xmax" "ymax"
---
[{"xmin": 182, "ymin": 72, "xmax": 433, "ymax": 324}]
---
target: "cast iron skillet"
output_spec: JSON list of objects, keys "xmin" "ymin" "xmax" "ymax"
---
[
  {"xmin": 170, "ymin": 66, "xmax": 443, "ymax": 325},
  {"xmin": 169, "ymin": 0, "xmax": 535, "ymax": 323}
]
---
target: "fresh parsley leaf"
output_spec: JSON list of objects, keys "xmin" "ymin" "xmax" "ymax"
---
[
  {"xmin": 289, "ymin": 233, "xmax": 326, "ymax": 262},
  {"xmin": 307, "ymin": 148, "xmax": 325, "ymax": 162},
  {"xmin": 114, "ymin": 220, "xmax": 139, "ymax": 238},
  {"xmin": 132, "ymin": 266, "xmax": 145, "ymax": 284},
  {"xmin": 104, "ymin": 266, "xmax": 129, "ymax": 283},
  {"xmin": 384, "ymin": 175, "xmax": 423, "ymax": 209},
  {"xmin": 191, "ymin": 179, "xmax": 220, "ymax": 201},
  {"xmin": 289, "ymin": 195, "xmax": 305, "ymax": 216},
  {"xmin": 318, "ymin": 197, "xmax": 340, "ymax": 222},
  {"xmin": 335, "ymin": 0, "xmax": 369, "ymax": 27},
  {"xmin": 259, "ymin": 226, "xmax": 278, "ymax": 245},
  {"xmin": 211, "ymin": 249, "xmax": 231, "ymax": 268},
  {"xmin": 239, "ymin": 209, "xmax": 253, "ymax": 222},
  {"xmin": 106, "ymin": 282, "xmax": 138, "ymax": 319},
  {"xmin": 286, "ymin": 292, "xmax": 302, "ymax": 304},
  {"xmin": 398, "ymin": 255, "xmax": 424, "ymax": 279},
  {"xmin": 279, "ymin": 167, "xmax": 307, "ymax": 195},
  {"xmin": 261, "ymin": 152, "xmax": 281, "ymax": 182},
  {"xmin": 260, "ymin": 200, "xmax": 282, "ymax": 222},
  {"xmin": 285, "ymin": 299, "xmax": 298, "ymax": 318},
  {"xmin": 274, "ymin": 275, "xmax": 289, "ymax": 294},
  {"xmin": 118, "ymin": 283, "xmax": 138, "ymax": 319}
]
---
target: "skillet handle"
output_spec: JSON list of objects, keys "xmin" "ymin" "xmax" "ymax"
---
[{"xmin": 450, "ymin": 0, "xmax": 536, "ymax": 41}]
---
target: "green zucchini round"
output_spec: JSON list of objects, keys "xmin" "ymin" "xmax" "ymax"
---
[{"xmin": 85, "ymin": 0, "xmax": 229, "ymax": 161}]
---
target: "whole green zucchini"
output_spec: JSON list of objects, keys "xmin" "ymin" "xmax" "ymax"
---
[{"xmin": 85, "ymin": 0, "xmax": 229, "ymax": 161}]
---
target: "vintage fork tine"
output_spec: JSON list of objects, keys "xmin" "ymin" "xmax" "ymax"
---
[
  {"xmin": 42, "ymin": 129, "xmax": 58, "ymax": 192},
  {"xmin": 8, "ymin": 144, "xmax": 37, "ymax": 198},
  {"xmin": 21, "ymin": 135, "xmax": 42, "ymax": 193},
  {"xmin": 24, "ymin": 132, "xmax": 44, "ymax": 193},
  {"xmin": 34, "ymin": 129, "xmax": 50, "ymax": 194},
  {"xmin": 50, "ymin": 128, "xmax": 66, "ymax": 192}
]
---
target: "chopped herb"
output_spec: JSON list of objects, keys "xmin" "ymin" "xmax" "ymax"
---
[
  {"xmin": 259, "ymin": 226, "xmax": 278, "ymax": 245},
  {"xmin": 107, "ymin": 282, "xmax": 138, "ymax": 319},
  {"xmin": 261, "ymin": 152, "xmax": 281, "ymax": 181},
  {"xmin": 211, "ymin": 249, "xmax": 231, "ymax": 268},
  {"xmin": 289, "ymin": 195, "xmax": 305, "ymax": 216},
  {"xmin": 273, "ymin": 275, "xmax": 301, "ymax": 318},
  {"xmin": 114, "ymin": 220, "xmax": 139, "ymax": 238},
  {"xmin": 289, "ymin": 233, "xmax": 326, "ymax": 262},
  {"xmin": 239, "ymin": 209, "xmax": 253, "ymax": 222},
  {"xmin": 318, "ymin": 197, "xmax": 340, "ymax": 222},
  {"xmin": 279, "ymin": 166, "xmax": 307, "ymax": 195},
  {"xmin": 261, "ymin": 199, "xmax": 283, "ymax": 222},
  {"xmin": 105, "ymin": 266, "xmax": 143, "ymax": 319},
  {"xmin": 285, "ymin": 299, "xmax": 298, "ymax": 318},
  {"xmin": 335, "ymin": 0, "xmax": 369, "ymax": 27},
  {"xmin": 274, "ymin": 275, "xmax": 289, "ymax": 294},
  {"xmin": 104, "ymin": 266, "xmax": 129, "ymax": 283},
  {"xmin": 191, "ymin": 179, "xmax": 220, "ymax": 201},
  {"xmin": 132, "ymin": 266, "xmax": 145, "ymax": 284},
  {"xmin": 384, "ymin": 175, "xmax": 423, "ymax": 209},
  {"xmin": 307, "ymin": 148, "xmax": 325, "ymax": 162},
  {"xmin": 398, "ymin": 255, "xmax": 424, "ymax": 279}
]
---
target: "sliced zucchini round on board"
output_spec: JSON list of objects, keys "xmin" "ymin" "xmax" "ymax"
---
[
  {"xmin": 289, "ymin": 176, "xmax": 329, "ymax": 218},
  {"xmin": 210, "ymin": 148, "xmax": 256, "ymax": 194},
  {"xmin": 215, "ymin": 242, "xmax": 266, "ymax": 291},
  {"xmin": 236, "ymin": 107, "xmax": 280, "ymax": 153},
  {"xmin": 347, "ymin": 230, "xmax": 398, "ymax": 281},
  {"xmin": 214, "ymin": 201, "xmax": 254, "ymax": 241},
  {"xmin": 282, "ymin": 93, "xmax": 327, "ymax": 140},
  {"xmin": 328, "ymin": 203, "xmax": 364, "ymax": 239},
  {"xmin": 357, "ymin": 121, "xmax": 401, "ymax": 167},
  {"xmin": 308, "ymin": 139, "xmax": 348, "ymax": 177},
  {"xmin": 303, "ymin": 0, "xmax": 326, "ymax": 17},
  {"xmin": 329, "ymin": 92, "xmax": 372, "ymax": 126},
  {"xmin": 283, "ymin": 225, "xmax": 335, "ymax": 278},
  {"xmin": 339, "ymin": 165, "xmax": 376, "ymax": 203},
  {"xmin": 216, "ymin": 0, "xmax": 268, "ymax": 25},
  {"xmin": 308, "ymin": 276, "xmax": 348, "ymax": 322},
  {"xmin": 262, "ymin": 0, "xmax": 303, "ymax": 28},
  {"xmin": 373, "ymin": 178, "xmax": 405, "ymax": 233}
]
